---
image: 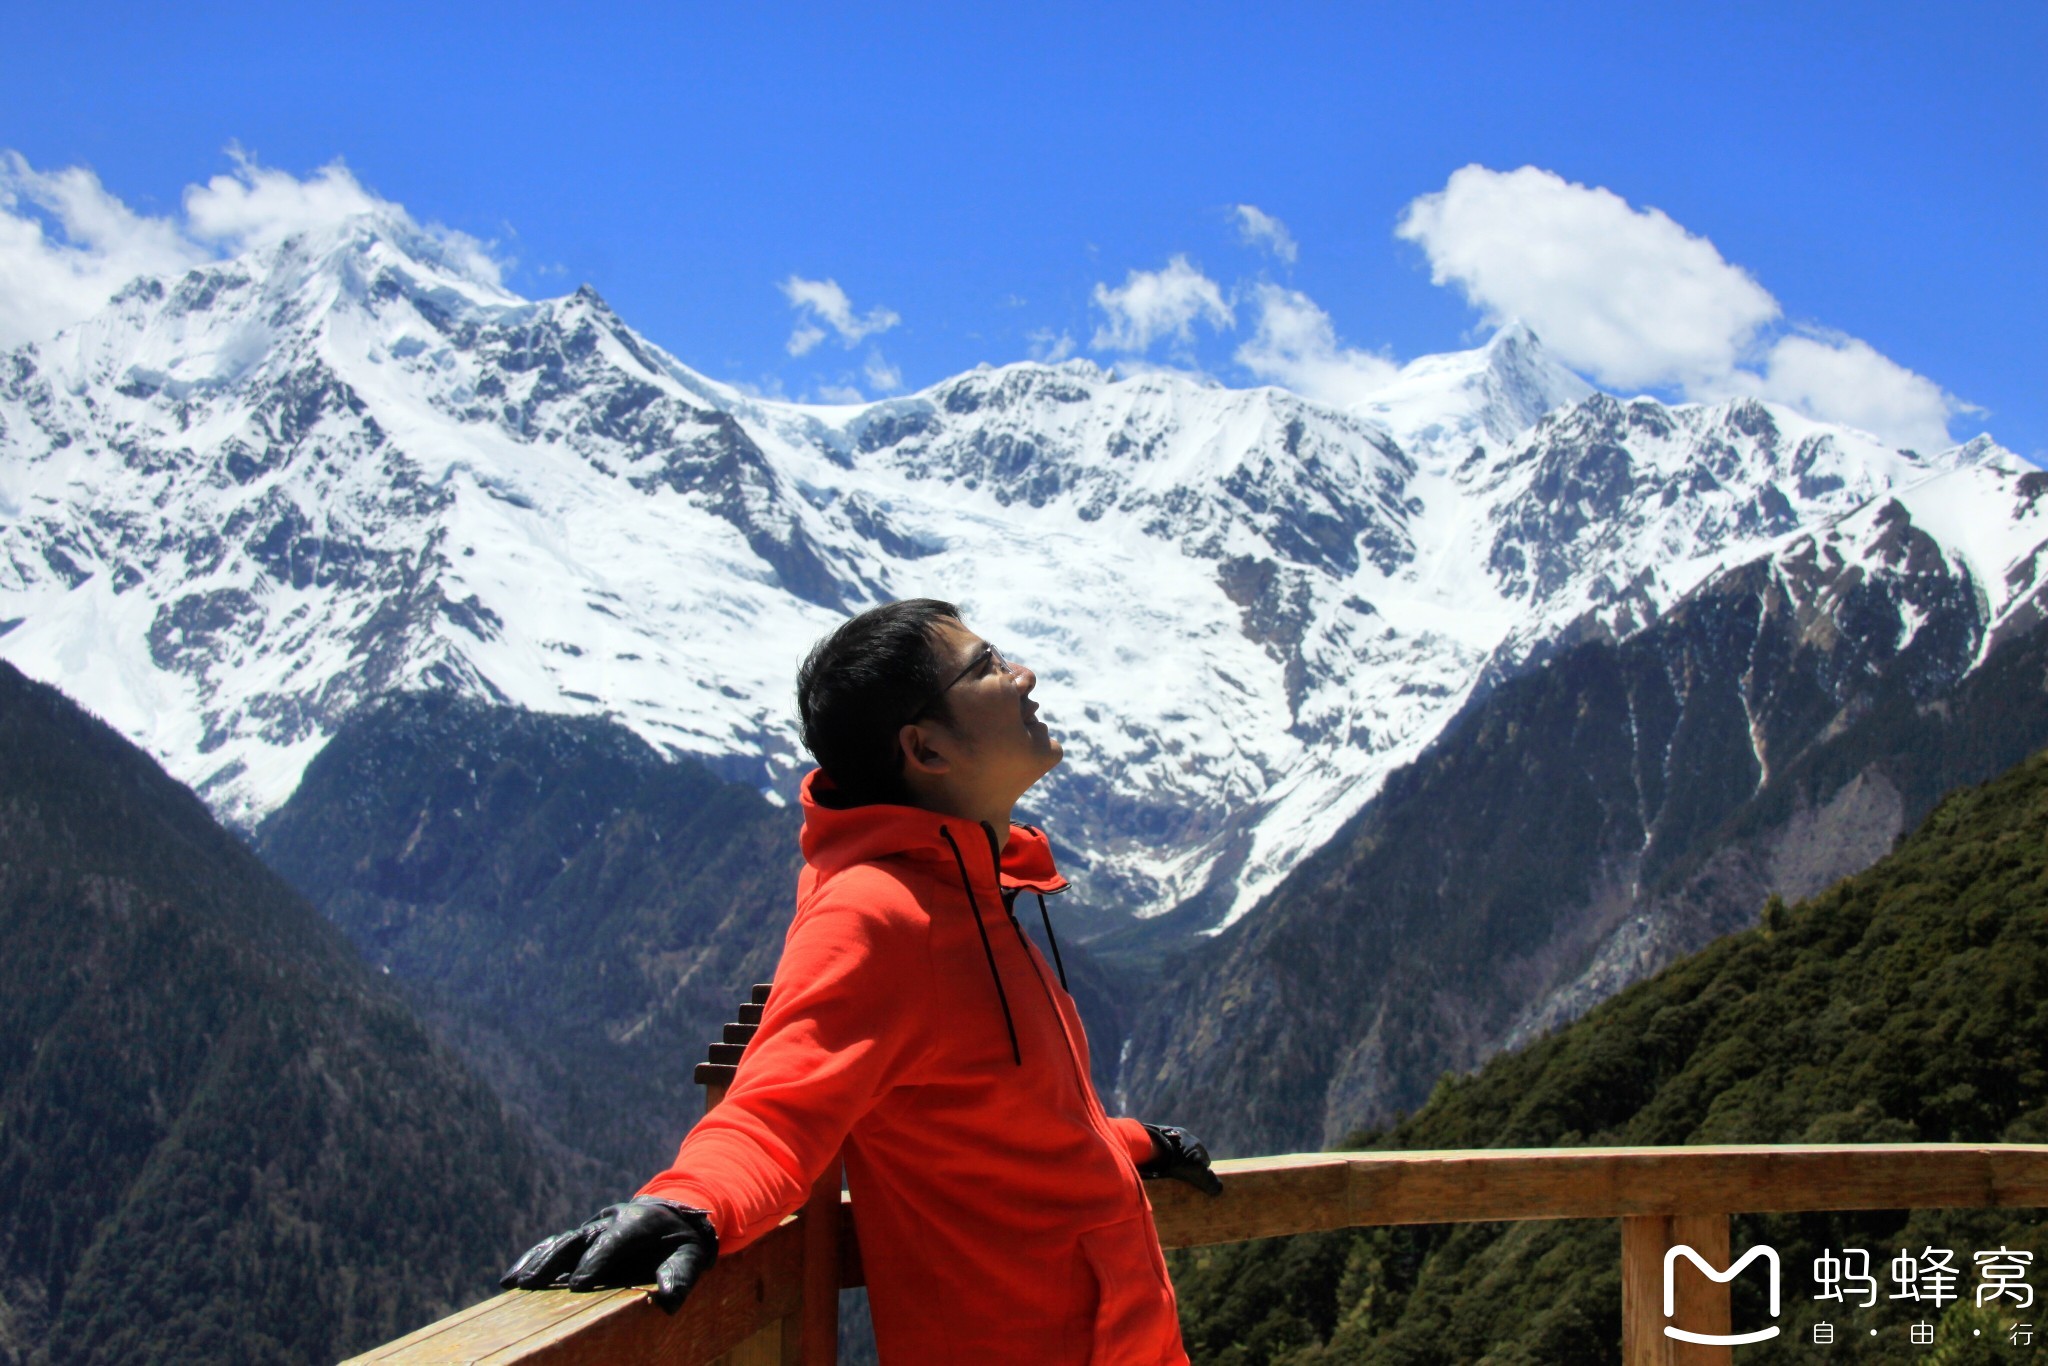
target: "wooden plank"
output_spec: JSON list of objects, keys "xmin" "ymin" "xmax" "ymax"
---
[
  {"xmin": 341, "ymin": 1291, "xmax": 579, "ymax": 1363},
  {"xmin": 709, "ymin": 1042, "xmax": 747, "ymax": 1065},
  {"xmin": 724, "ymin": 1023, "xmax": 759, "ymax": 1046},
  {"xmin": 800, "ymin": 1162, "xmax": 843, "ymax": 1363},
  {"xmin": 1145, "ymin": 1145, "xmax": 2048, "ymax": 1247},
  {"xmin": 714, "ymin": 1321, "xmax": 782, "ymax": 1366},
  {"xmin": 1621, "ymin": 1214, "xmax": 1731, "ymax": 1366},
  {"xmin": 1348, "ymin": 1144, "xmax": 2048, "ymax": 1225},
  {"xmin": 359, "ymin": 1218, "xmax": 804, "ymax": 1365},
  {"xmin": 751, "ymin": 983, "xmax": 773, "ymax": 1005},
  {"xmin": 342, "ymin": 1289, "xmax": 632, "ymax": 1365},
  {"xmin": 483, "ymin": 1218, "xmax": 804, "ymax": 1366},
  {"xmin": 1147, "ymin": 1154, "xmax": 1350, "ymax": 1248},
  {"xmin": 695, "ymin": 1063, "xmax": 738, "ymax": 1088},
  {"xmin": 738, "ymin": 1003, "xmax": 764, "ymax": 1025}
]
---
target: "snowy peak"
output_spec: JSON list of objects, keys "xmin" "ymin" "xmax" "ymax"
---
[
  {"xmin": 1355, "ymin": 321, "xmax": 1594, "ymax": 456},
  {"xmin": 1475, "ymin": 322, "xmax": 1598, "ymax": 437}
]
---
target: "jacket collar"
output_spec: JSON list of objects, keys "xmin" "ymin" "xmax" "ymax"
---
[{"xmin": 798, "ymin": 768, "xmax": 1069, "ymax": 895}]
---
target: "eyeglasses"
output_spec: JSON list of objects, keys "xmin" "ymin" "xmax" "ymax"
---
[{"xmin": 907, "ymin": 642, "xmax": 1014, "ymax": 722}]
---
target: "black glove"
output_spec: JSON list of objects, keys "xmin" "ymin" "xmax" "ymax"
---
[
  {"xmin": 1137, "ymin": 1122, "xmax": 1223, "ymax": 1197},
  {"xmin": 500, "ymin": 1196, "xmax": 718, "ymax": 1312}
]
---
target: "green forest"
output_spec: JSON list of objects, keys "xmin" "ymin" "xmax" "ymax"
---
[
  {"xmin": 0, "ymin": 664, "xmax": 573, "ymax": 1365},
  {"xmin": 1172, "ymin": 747, "xmax": 2048, "ymax": 1364}
]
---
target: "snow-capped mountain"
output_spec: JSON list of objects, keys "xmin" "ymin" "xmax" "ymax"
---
[
  {"xmin": 0, "ymin": 213, "xmax": 2030, "ymax": 931},
  {"xmin": 1123, "ymin": 451, "xmax": 2048, "ymax": 1155}
]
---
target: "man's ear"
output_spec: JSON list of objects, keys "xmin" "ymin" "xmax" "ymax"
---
[{"xmin": 897, "ymin": 721, "xmax": 951, "ymax": 778}]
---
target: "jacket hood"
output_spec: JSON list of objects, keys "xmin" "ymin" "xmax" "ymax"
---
[{"xmin": 799, "ymin": 768, "xmax": 1069, "ymax": 895}]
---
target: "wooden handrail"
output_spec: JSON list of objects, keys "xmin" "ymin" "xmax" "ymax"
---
[
  {"xmin": 1148, "ymin": 1142, "xmax": 2048, "ymax": 1241},
  {"xmin": 346, "ymin": 1142, "xmax": 2048, "ymax": 1365},
  {"xmin": 348, "ymin": 982, "xmax": 2048, "ymax": 1364}
]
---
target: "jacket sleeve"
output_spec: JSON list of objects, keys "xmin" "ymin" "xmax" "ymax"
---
[
  {"xmin": 638, "ymin": 882, "xmax": 932, "ymax": 1254},
  {"xmin": 1110, "ymin": 1116, "xmax": 1159, "ymax": 1169}
]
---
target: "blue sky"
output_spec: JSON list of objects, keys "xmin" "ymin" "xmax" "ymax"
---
[{"xmin": 4, "ymin": 1, "xmax": 2042, "ymax": 456}]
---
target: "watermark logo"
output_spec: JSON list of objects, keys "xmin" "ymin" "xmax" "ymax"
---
[{"xmin": 1664, "ymin": 1243, "xmax": 1782, "ymax": 1345}]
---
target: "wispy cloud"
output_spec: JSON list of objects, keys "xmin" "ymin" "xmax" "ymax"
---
[
  {"xmin": 0, "ymin": 148, "xmax": 510, "ymax": 349},
  {"xmin": 779, "ymin": 275, "xmax": 900, "ymax": 356},
  {"xmin": 1027, "ymin": 327, "xmax": 1076, "ymax": 363},
  {"xmin": 1234, "ymin": 283, "xmax": 1398, "ymax": 407},
  {"xmin": 863, "ymin": 350, "xmax": 903, "ymax": 393},
  {"xmin": 1740, "ymin": 330, "xmax": 1973, "ymax": 454},
  {"xmin": 1232, "ymin": 204, "xmax": 1298, "ymax": 264},
  {"xmin": 0, "ymin": 153, "xmax": 208, "ymax": 349},
  {"xmin": 1397, "ymin": 164, "xmax": 1966, "ymax": 450},
  {"xmin": 1089, "ymin": 254, "xmax": 1234, "ymax": 354}
]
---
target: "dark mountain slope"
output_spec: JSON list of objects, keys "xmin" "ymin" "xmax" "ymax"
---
[
  {"xmin": 0, "ymin": 662, "xmax": 569, "ymax": 1366},
  {"xmin": 1126, "ymin": 521, "xmax": 2048, "ymax": 1156},
  {"xmin": 253, "ymin": 693, "xmax": 803, "ymax": 1187},
  {"xmin": 1173, "ymin": 744, "xmax": 2048, "ymax": 1364}
]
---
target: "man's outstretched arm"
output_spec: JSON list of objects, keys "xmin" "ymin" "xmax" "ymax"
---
[{"xmin": 502, "ymin": 886, "xmax": 932, "ymax": 1309}]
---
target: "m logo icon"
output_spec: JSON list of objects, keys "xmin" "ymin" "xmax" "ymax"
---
[{"xmin": 1664, "ymin": 1244, "xmax": 1782, "ymax": 1345}]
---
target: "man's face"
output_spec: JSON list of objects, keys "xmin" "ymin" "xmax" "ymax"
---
[{"xmin": 916, "ymin": 620, "xmax": 1063, "ymax": 803}]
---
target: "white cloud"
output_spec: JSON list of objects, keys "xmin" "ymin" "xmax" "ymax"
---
[
  {"xmin": 786, "ymin": 320, "xmax": 828, "ymax": 357},
  {"xmin": 1748, "ymin": 332, "xmax": 1969, "ymax": 454},
  {"xmin": 185, "ymin": 151, "xmax": 384, "ymax": 247},
  {"xmin": 779, "ymin": 275, "xmax": 900, "ymax": 355},
  {"xmin": 1397, "ymin": 163, "xmax": 1967, "ymax": 450},
  {"xmin": 1027, "ymin": 327, "xmax": 1076, "ymax": 363},
  {"xmin": 0, "ymin": 148, "xmax": 510, "ymax": 348},
  {"xmin": 1397, "ymin": 164, "xmax": 1778, "ymax": 391},
  {"xmin": 0, "ymin": 153, "xmax": 208, "ymax": 348},
  {"xmin": 1232, "ymin": 204, "xmax": 1298, "ymax": 265},
  {"xmin": 863, "ymin": 351, "xmax": 903, "ymax": 393},
  {"xmin": 187, "ymin": 149, "xmax": 509, "ymax": 289},
  {"xmin": 815, "ymin": 381, "xmax": 867, "ymax": 404},
  {"xmin": 1234, "ymin": 284, "xmax": 1398, "ymax": 407},
  {"xmin": 1089, "ymin": 254, "xmax": 1234, "ymax": 353}
]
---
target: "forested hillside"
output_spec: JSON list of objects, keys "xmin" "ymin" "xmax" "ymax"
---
[
  {"xmin": 0, "ymin": 663, "xmax": 572, "ymax": 1365},
  {"xmin": 254, "ymin": 692, "xmax": 802, "ymax": 1186},
  {"xmin": 1173, "ymin": 745, "xmax": 2048, "ymax": 1363}
]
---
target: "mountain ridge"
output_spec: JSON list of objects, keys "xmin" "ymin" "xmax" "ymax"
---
[
  {"xmin": 0, "ymin": 215, "xmax": 2032, "ymax": 937},
  {"xmin": 1122, "ymin": 460, "xmax": 2048, "ymax": 1154}
]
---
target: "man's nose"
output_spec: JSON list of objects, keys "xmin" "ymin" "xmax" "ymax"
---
[{"xmin": 1013, "ymin": 661, "xmax": 1036, "ymax": 693}]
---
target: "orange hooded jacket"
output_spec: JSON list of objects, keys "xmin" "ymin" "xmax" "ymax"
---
[{"xmin": 639, "ymin": 769, "xmax": 1188, "ymax": 1365}]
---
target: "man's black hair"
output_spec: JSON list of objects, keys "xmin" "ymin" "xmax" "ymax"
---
[{"xmin": 797, "ymin": 598, "xmax": 961, "ymax": 806}]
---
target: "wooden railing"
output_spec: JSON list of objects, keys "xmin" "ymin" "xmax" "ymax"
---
[{"xmin": 346, "ymin": 986, "xmax": 2048, "ymax": 1365}]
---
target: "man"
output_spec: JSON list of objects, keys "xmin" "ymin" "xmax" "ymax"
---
[{"xmin": 502, "ymin": 598, "xmax": 1220, "ymax": 1364}]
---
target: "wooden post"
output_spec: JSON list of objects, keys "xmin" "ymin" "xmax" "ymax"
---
[
  {"xmin": 1621, "ymin": 1213, "xmax": 1732, "ymax": 1366},
  {"xmin": 798, "ymin": 1159, "xmax": 843, "ymax": 1365},
  {"xmin": 698, "ymin": 983, "xmax": 841, "ymax": 1366}
]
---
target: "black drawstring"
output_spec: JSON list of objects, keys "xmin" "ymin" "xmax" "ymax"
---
[
  {"xmin": 940, "ymin": 826, "xmax": 1021, "ymax": 1066},
  {"xmin": 1036, "ymin": 892, "xmax": 1070, "ymax": 992},
  {"xmin": 1009, "ymin": 824, "xmax": 1073, "ymax": 994}
]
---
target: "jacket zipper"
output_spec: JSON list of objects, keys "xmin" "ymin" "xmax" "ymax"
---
[{"xmin": 982, "ymin": 824, "xmax": 1147, "ymax": 1200}]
